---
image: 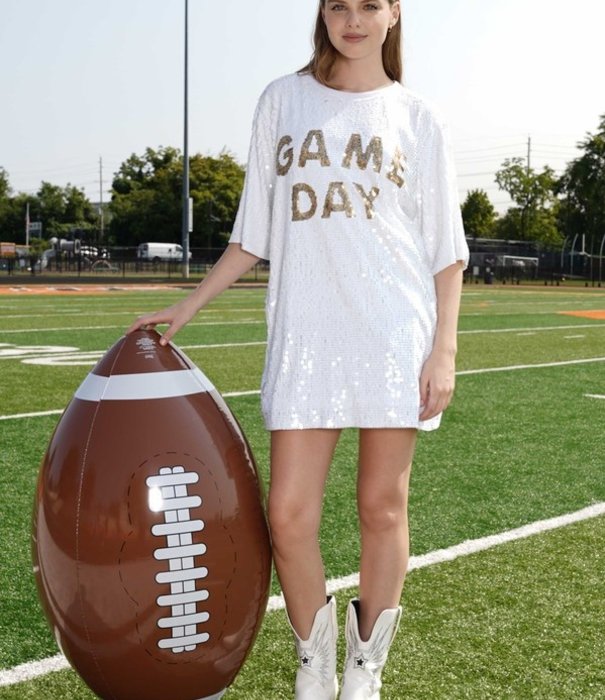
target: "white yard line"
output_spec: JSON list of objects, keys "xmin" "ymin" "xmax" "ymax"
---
[
  {"xmin": 0, "ymin": 320, "xmax": 264, "ymax": 334},
  {"xmin": 457, "ymin": 322, "xmax": 605, "ymax": 334},
  {"xmin": 0, "ymin": 409, "xmax": 64, "ymax": 421},
  {"xmin": 0, "ymin": 340, "xmax": 267, "ymax": 362},
  {"xmin": 2, "ymin": 355, "xmax": 605, "ymax": 421},
  {"xmin": 585, "ymin": 394, "xmax": 605, "ymax": 400},
  {"xmin": 2, "ymin": 501, "xmax": 604, "ymax": 688},
  {"xmin": 1, "ymin": 308, "xmax": 262, "ymax": 320},
  {"xmin": 456, "ymin": 356, "xmax": 605, "ymax": 375},
  {"xmin": 2, "ymin": 320, "xmax": 603, "ymax": 337},
  {"xmin": 0, "ymin": 389, "xmax": 261, "ymax": 421}
]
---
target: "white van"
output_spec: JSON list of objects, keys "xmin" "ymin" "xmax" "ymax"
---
[{"xmin": 137, "ymin": 242, "xmax": 191, "ymax": 262}]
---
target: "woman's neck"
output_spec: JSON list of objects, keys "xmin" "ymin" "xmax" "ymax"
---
[{"xmin": 326, "ymin": 57, "xmax": 392, "ymax": 93}]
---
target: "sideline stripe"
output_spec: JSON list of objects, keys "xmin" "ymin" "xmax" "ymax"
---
[
  {"xmin": 585, "ymin": 393, "xmax": 605, "ymax": 400},
  {"xmin": 3, "ymin": 502, "xmax": 603, "ymax": 687}
]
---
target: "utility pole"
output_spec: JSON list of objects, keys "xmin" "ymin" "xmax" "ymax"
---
[
  {"xmin": 523, "ymin": 135, "xmax": 532, "ymax": 239},
  {"xmin": 99, "ymin": 157, "xmax": 104, "ymax": 245},
  {"xmin": 25, "ymin": 201, "xmax": 30, "ymax": 247},
  {"xmin": 181, "ymin": 0, "xmax": 190, "ymax": 279}
]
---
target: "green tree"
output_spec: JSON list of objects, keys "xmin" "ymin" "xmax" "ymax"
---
[
  {"xmin": 190, "ymin": 151, "xmax": 245, "ymax": 249},
  {"xmin": 0, "ymin": 167, "xmax": 10, "ymax": 200},
  {"xmin": 555, "ymin": 114, "xmax": 605, "ymax": 252},
  {"xmin": 31, "ymin": 182, "xmax": 97, "ymax": 240},
  {"xmin": 109, "ymin": 147, "xmax": 245, "ymax": 248},
  {"xmin": 0, "ymin": 168, "xmax": 12, "ymax": 238},
  {"xmin": 461, "ymin": 189, "xmax": 498, "ymax": 239},
  {"xmin": 495, "ymin": 157, "xmax": 562, "ymax": 245}
]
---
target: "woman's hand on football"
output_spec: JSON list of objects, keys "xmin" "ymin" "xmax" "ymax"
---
[
  {"xmin": 418, "ymin": 348, "xmax": 456, "ymax": 421},
  {"xmin": 126, "ymin": 297, "xmax": 199, "ymax": 346}
]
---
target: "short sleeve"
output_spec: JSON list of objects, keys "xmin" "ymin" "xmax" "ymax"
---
[
  {"xmin": 228, "ymin": 87, "xmax": 276, "ymax": 260},
  {"xmin": 419, "ymin": 111, "xmax": 469, "ymax": 276}
]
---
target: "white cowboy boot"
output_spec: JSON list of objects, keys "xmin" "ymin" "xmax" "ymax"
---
[
  {"xmin": 340, "ymin": 598, "xmax": 402, "ymax": 700},
  {"xmin": 286, "ymin": 596, "xmax": 338, "ymax": 700}
]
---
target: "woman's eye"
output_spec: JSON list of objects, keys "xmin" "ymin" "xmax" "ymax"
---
[{"xmin": 328, "ymin": 2, "xmax": 380, "ymax": 11}]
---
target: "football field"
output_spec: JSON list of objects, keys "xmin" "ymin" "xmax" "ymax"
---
[{"xmin": 1, "ymin": 282, "xmax": 604, "ymax": 699}]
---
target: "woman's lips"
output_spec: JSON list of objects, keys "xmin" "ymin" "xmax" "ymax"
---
[{"xmin": 343, "ymin": 34, "xmax": 367, "ymax": 43}]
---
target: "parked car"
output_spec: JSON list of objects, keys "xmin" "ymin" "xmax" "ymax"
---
[{"xmin": 137, "ymin": 242, "xmax": 191, "ymax": 263}]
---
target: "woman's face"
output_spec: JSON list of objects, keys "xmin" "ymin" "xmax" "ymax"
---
[{"xmin": 321, "ymin": 1, "xmax": 400, "ymax": 63}]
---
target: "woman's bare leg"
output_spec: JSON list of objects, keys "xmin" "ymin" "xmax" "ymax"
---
[
  {"xmin": 268, "ymin": 428, "xmax": 342, "ymax": 639},
  {"xmin": 356, "ymin": 428, "xmax": 417, "ymax": 640}
]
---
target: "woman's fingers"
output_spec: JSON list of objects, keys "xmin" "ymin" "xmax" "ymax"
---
[
  {"xmin": 126, "ymin": 315, "xmax": 159, "ymax": 335},
  {"xmin": 419, "ymin": 383, "xmax": 453, "ymax": 421}
]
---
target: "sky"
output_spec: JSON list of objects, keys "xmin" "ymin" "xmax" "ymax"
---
[{"xmin": 1, "ymin": 0, "xmax": 603, "ymax": 215}]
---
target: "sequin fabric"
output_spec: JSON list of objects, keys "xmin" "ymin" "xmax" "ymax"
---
[{"xmin": 229, "ymin": 74, "xmax": 469, "ymax": 431}]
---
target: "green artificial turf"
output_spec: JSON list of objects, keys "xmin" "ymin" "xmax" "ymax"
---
[{"xmin": 1, "ymin": 285, "xmax": 604, "ymax": 698}]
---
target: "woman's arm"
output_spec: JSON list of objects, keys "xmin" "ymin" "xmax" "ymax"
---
[
  {"xmin": 418, "ymin": 260, "xmax": 464, "ymax": 421},
  {"xmin": 127, "ymin": 243, "xmax": 261, "ymax": 345}
]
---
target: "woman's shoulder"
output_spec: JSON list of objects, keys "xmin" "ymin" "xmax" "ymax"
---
[
  {"xmin": 395, "ymin": 84, "xmax": 448, "ymax": 126},
  {"xmin": 258, "ymin": 73, "xmax": 303, "ymax": 102}
]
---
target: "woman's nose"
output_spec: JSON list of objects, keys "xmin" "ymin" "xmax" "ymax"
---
[{"xmin": 346, "ymin": 11, "xmax": 361, "ymax": 28}]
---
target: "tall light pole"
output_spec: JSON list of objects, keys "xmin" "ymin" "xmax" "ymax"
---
[{"xmin": 182, "ymin": 0, "xmax": 191, "ymax": 279}]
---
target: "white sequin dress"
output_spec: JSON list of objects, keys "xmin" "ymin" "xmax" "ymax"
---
[{"xmin": 229, "ymin": 73, "xmax": 469, "ymax": 431}]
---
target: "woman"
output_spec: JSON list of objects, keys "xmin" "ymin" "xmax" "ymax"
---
[{"xmin": 129, "ymin": 1, "xmax": 469, "ymax": 697}]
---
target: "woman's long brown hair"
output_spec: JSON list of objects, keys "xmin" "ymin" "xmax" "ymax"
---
[{"xmin": 298, "ymin": 0, "xmax": 403, "ymax": 86}]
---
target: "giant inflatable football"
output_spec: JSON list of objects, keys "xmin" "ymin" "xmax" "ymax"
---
[{"xmin": 32, "ymin": 329, "xmax": 272, "ymax": 700}]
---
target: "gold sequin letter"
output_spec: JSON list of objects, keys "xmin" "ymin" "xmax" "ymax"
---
[
  {"xmin": 322, "ymin": 182, "xmax": 354, "ymax": 219},
  {"xmin": 299, "ymin": 130, "xmax": 331, "ymax": 168},
  {"xmin": 276, "ymin": 135, "xmax": 294, "ymax": 176},
  {"xmin": 342, "ymin": 134, "xmax": 383, "ymax": 173},
  {"xmin": 386, "ymin": 146, "xmax": 406, "ymax": 188},
  {"xmin": 292, "ymin": 183, "xmax": 317, "ymax": 221},
  {"xmin": 354, "ymin": 184, "xmax": 380, "ymax": 219}
]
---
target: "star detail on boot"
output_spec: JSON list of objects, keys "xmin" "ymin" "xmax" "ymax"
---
[
  {"xmin": 354, "ymin": 654, "xmax": 367, "ymax": 669},
  {"xmin": 300, "ymin": 653, "xmax": 314, "ymax": 667}
]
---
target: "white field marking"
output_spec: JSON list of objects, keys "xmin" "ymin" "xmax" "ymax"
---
[
  {"xmin": 585, "ymin": 394, "xmax": 605, "ymax": 400},
  {"xmin": 0, "ymin": 344, "xmax": 79, "ymax": 359},
  {"xmin": 456, "ymin": 356, "xmax": 605, "ymax": 376},
  {"xmin": 5, "ymin": 501, "xmax": 604, "ymax": 687},
  {"xmin": 516, "ymin": 332, "xmax": 536, "ymax": 336},
  {"xmin": 1, "ymin": 308, "xmax": 262, "ymax": 320},
  {"xmin": 2, "ymin": 356, "xmax": 605, "ymax": 421},
  {"xmin": 564, "ymin": 335, "xmax": 586, "ymax": 339},
  {"xmin": 458, "ymin": 322, "xmax": 605, "ymax": 335},
  {"xmin": 0, "ymin": 389, "xmax": 260, "ymax": 421},
  {"xmin": 19, "ymin": 342, "xmax": 268, "ymax": 367},
  {"xmin": 2, "ymin": 321, "xmax": 602, "ymax": 339},
  {"xmin": 460, "ymin": 310, "xmax": 604, "ymax": 317},
  {"xmin": 0, "ymin": 320, "xmax": 263, "ymax": 335},
  {"xmin": 20, "ymin": 352, "xmax": 106, "ymax": 367},
  {"xmin": 0, "ymin": 409, "xmax": 64, "ymax": 421}
]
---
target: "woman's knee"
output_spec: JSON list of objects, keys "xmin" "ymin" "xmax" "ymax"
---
[
  {"xmin": 357, "ymin": 487, "xmax": 408, "ymax": 534},
  {"xmin": 267, "ymin": 492, "xmax": 321, "ymax": 547}
]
